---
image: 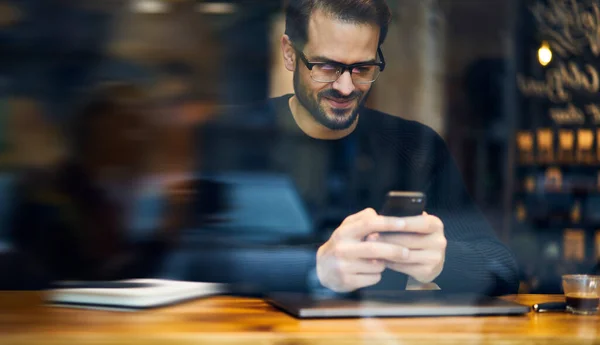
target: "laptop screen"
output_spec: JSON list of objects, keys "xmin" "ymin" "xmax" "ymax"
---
[{"xmin": 189, "ymin": 172, "xmax": 314, "ymax": 238}]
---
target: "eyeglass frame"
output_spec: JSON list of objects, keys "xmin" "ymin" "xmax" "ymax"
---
[{"xmin": 295, "ymin": 46, "xmax": 386, "ymax": 84}]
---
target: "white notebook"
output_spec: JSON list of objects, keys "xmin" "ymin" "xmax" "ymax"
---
[{"xmin": 47, "ymin": 279, "xmax": 226, "ymax": 311}]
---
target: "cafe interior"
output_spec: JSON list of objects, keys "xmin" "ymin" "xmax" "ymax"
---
[{"xmin": 0, "ymin": 0, "xmax": 599, "ymax": 343}]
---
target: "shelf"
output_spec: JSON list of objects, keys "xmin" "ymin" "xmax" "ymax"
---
[
  {"xmin": 514, "ymin": 220, "xmax": 600, "ymax": 229},
  {"xmin": 516, "ymin": 163, "xmax": 600, "ymax": 169},
  {"xmin": 513, "ymin": 190, "xmax": 600, "ymax": 196}
]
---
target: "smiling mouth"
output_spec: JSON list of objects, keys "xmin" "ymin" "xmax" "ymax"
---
[{"xmin": 324, "ymin": 97, "xmax": 355, "ymax": 109}]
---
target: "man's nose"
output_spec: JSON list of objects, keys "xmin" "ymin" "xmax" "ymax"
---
[{"xmin": 332, "ymin": 70, "xmax": 356, "ymax": 96}]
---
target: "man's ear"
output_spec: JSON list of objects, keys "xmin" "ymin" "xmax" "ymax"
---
[{"xmin": 281, "ymin": 35, "xmax": 296, "ymax": 72}]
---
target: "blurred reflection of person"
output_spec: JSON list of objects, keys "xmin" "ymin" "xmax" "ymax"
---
[{"xmin": 7, "ymin": 83, "xmax": 191, "ymax": 284}]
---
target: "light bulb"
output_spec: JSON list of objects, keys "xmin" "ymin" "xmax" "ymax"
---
[
  {"xmin": 132, "ymin": 0, "xmax": 168, "ymax": 13},
  {"xmin": 538, "ymin": 41, "xmax": 552, "ymax": 66}
]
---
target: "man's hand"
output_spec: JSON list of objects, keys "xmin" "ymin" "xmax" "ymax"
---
[
  {"xmin": 369, "ymin": 212, "xmax": 446, "ymax": 284},
  {"xmin": 316, "ymin": 208, "xmax": 412, "ymax": 293}
]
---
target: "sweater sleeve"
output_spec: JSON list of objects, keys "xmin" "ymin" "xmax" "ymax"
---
[{"xmin": 424, "ymin": 129, "xmax": 520, "ymax": 296}]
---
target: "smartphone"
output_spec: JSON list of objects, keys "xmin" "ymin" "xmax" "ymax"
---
[{"xmin": 380, "ymin": 191, "xmax": 426, "ymax": 218}]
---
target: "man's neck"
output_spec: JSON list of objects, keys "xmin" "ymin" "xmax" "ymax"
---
[{"xmin": 288, "ymin": 95, "xmax": 358, "ymax": 140}]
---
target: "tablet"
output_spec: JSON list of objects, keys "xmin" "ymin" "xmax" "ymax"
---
[
  {"xmin": 267, "ymin": 290, "xmax": 530, "ymax": 318},
  {"xmin": 47, "ymin": 279, "xmax": 226, "ymax": 311}
]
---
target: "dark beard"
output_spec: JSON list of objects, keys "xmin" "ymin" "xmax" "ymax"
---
[{"xmin": 293, "ymin": 68, "xmax": 367, "ymax": 131}]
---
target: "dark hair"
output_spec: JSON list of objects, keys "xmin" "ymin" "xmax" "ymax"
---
[{"xmin": 285, "ymin": 0, "xmax": 391, "ymax": 50}]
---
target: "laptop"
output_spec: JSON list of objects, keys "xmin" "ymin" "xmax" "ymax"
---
[
  {"xmin": 267, "ymin": 290, "xmax": 530, "ymax": 318},
  {"xmin": 186, "ymin": 172, "xmax": 314, "ymax": 242}
]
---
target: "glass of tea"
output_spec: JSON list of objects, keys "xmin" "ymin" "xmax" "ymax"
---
[{"xmin": 562, "ymin": 275, "xmax": 600, "ymax": 315}]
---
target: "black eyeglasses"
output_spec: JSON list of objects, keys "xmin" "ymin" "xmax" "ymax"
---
[{"xmin": 296, "ymin": 47, "xmax": 386, "ymax": 84}]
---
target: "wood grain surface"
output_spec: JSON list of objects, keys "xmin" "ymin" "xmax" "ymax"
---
[{"xmin": 0, "ymin": 293, "xmax": 598, "ymax": 345}]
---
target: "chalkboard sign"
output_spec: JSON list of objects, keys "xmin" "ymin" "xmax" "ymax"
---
[{"xmin": 517, "ymin": 0, "xmax": 600, "ymax": 127}]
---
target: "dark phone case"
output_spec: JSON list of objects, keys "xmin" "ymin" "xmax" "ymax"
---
[{"xmin": 380, "ymin": 192, "xmax": 426, "ymax": 217}]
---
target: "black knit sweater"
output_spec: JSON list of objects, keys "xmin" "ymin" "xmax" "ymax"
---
[{"xmin": 201, "ymin": 94, "xmax": 520, "ymax": 296}]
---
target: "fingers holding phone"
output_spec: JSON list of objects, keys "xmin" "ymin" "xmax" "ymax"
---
[
  {"xmin": 316, "ymin": 208, "xmax": 410, "ymax": 292},
  {"xmin": 315, "ymin": 192, "xmax": 446, "ymax": 292},
  {"xmin": 375, "ymin": 212, "xmax": 447, "ymax": 284},
  {"xmin": 368, "ymin": 191, "xmax": 446, "ymax": 284}
]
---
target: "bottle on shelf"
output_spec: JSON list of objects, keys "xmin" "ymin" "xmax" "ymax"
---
[
  {"xmin": 563, "ymin": 229, "xmax": 585, "ymax": 263},
  {"xmin": 577, "ymin": 129, "xmax": 594, "ymax": 165},
  {"xmin": 516, "ymin": 202, "xmax": 527, "ymax": 223},
  {"xmin": 517, "ymin": 131, "xmax": 534, "ymax": 164},
  {"xmin": 597, "ymin": 129, "xmax": 600, "ymax": 163},
  {"xmin": 595, "ymin": 230, "xmax": 600, "ymax": 261},
  {"xmin": 571, "ymin": 200, "xmax": 581, "ymax": 224},
  {"xmin": 537, "ymin": 128, "xmax": 554, "ymax": 164},
  {"xmin": 544, "ymin": 167, "xmax": 563, "ymax": 192},
  {"xmin": 525, "ymin": 175, "xmax": 536, "ymax": 192},
  {"xmin": 558, "ymin": 129, "xmax": 575, "ymax": 164}
]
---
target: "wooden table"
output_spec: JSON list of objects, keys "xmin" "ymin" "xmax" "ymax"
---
[{"xmin": 0, "ymin": 293, "xmax": 598, "ymax": 345}]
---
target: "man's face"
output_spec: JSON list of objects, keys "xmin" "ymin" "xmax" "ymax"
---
[{"xmin": 293, "ymin": 10, "xmax": 380, "ymax": 130}]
